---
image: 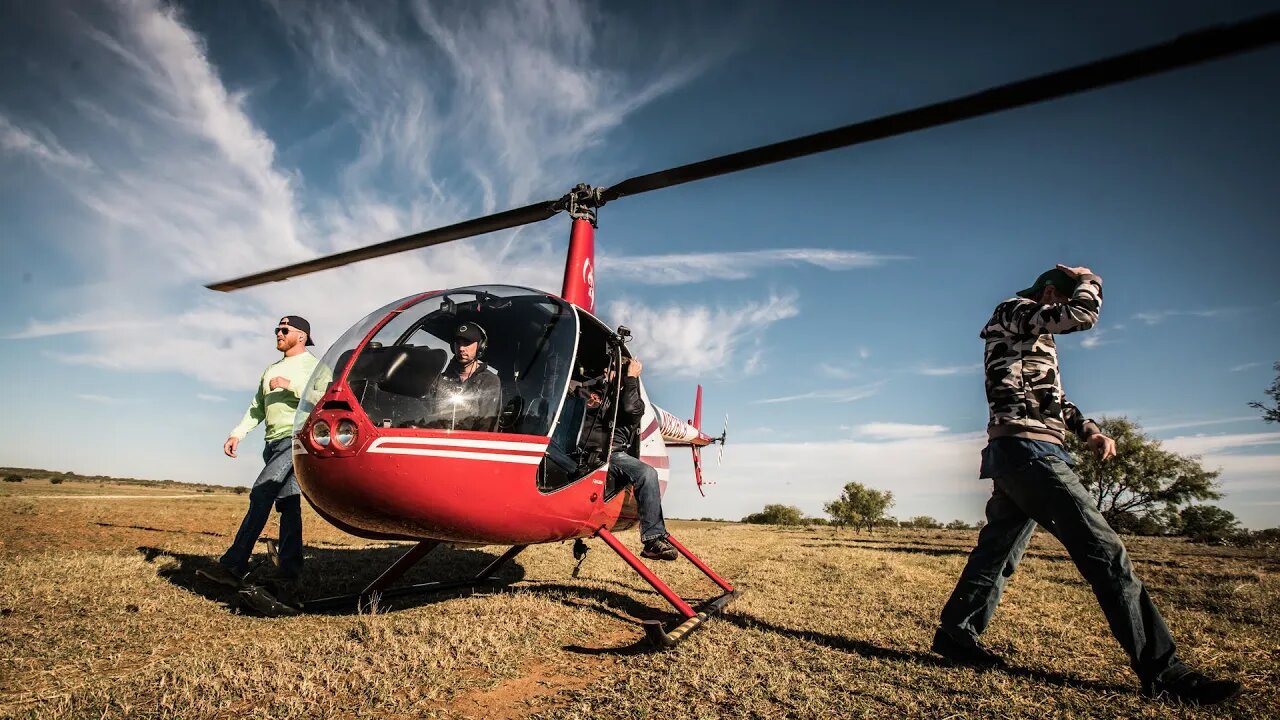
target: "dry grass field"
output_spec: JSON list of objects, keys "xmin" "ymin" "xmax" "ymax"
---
[{"xmin": 2, "ymin": 477, "xmax": 1277, "ymax": 719}]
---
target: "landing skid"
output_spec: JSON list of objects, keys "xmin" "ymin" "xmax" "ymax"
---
[
  {"xmin": 595, "ymin": 529, "xmax": 741, "ymax": 649},
  {"xmin": 302, "ymin": 541, "xmax": 527, "ymax": 613}
]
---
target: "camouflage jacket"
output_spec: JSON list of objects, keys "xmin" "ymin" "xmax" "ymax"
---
[{"xmin": 981, "ymin": 274, "xmax": 1104, "ymax": 445}]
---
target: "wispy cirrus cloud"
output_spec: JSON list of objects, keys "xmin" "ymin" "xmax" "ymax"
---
[
  {"xmin": 0, "ymin": 114, "xmax": 95, "ymax": 172},
  {"xmin": 6, "ymin": 0, "xmax": 742, "ymax": 389},
  {"xmin": 196, "ymin": 393, "xmax": 227, "ymax": 403},
  {"xmin": 607, "ymin": 292, "xmax": 799, "ymax": 378},
  {"xmin": 5, "ymin": 315, "xmax": 165, "ymax": 340},
  {"xmin": 818, "ymin": 363, "xmax": 859, "ymax": 380},
  {"xmin": 752, "ymin": 383, "xmax": 880, "ymax": 405},
  {"xmin": 1161, "ymin": 431, "xmax": 1280, "ymax": 456},
  {"xmin": 855, "ymin": 422, "xmax": 949, "ymax": 440},
  {"xmin": 1145, "ymin": 416, "xmax": 1261, "ymax": 433},
  {"xmin": 916, "ymin": 363, "xmax": 982, "ymax": 377},
  {"xmin": 1132, "ymin": 307, "xmax": 1246, "ymax": 325},
  {"xmin": 75, "ymin": 393, "xmax": 140, "ymax": 405},
  {"xmin": 601, "ymin": 248, "xmax": 906, "ymax": 285},
  {"xmin": 1230, "ymin": 362, "xmax": 1263, "ymax": 372}
]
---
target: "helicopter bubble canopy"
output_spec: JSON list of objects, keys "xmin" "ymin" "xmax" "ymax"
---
[{"xmin": 296, "ymin": 285, "xmax": 578, "ymax": 438}]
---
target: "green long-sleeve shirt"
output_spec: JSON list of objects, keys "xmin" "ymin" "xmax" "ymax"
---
[{"xmin": 230, "ymin": 351, "xmax": 320, "ymax": 441}]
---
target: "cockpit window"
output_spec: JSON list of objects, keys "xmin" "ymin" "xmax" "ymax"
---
[
  {"xmin": 330, "ymin": 286, "xmax": 577, "ymax": 435},
  {"xmin": 295, "ymin": 294, "xmax": 416, "ymax": 438}
]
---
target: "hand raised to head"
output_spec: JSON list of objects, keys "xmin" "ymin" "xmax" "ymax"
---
[{"xmin": 1056, "ymin": 264, "xmax": 1094, "ymax": 279}]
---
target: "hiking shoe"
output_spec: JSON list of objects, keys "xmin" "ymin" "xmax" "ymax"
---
[
  {"xmin": 931, "ymin": 628, "xmax": 1008, "ymax": 670},
  {"xmin": 640, "ymin": 537, "xmax": 678, "ymax": 561},
  {"xmin": 1142, "ymin": 671, "xmax": 1242, "ymax": 706},
  {"xmin": 196, "ymin": 563, "xmax": 246, "ymax": 589}
]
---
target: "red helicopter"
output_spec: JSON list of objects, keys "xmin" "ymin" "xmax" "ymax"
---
[{"xmin": 207, "ymin": 15, "xmax": 1278, "ymax": 647}]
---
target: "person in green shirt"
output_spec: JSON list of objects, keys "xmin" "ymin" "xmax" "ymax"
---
[{"xmin": 197, "ymin": 315, "xmax": 319, "ymax": 603}]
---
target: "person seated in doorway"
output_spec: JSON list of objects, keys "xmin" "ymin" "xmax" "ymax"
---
[{"xmin": 586, "ymin": 355, "xmax": 677, "ymax": 561}]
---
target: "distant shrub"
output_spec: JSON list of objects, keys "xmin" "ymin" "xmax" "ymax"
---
[
  {"xmin": 742, "ymin": 504, "xmax": 806, "ymax": 526},
  {"xmin": 904, "ymin": 516, "xmax": 943, "ymax": 530},
  {"xmin": 3, "ymin": 474, "xmax": 22, "ymax": 483},
  {"xmin": 946, "ymin": 519, "xmax": 973, "ymax": 531},
  {"xmin": 234, "ymin": 486, "xmax": 249, "ymax": 495},
  {"xmin": 50, "ymin": 477, "xmax": 64, "ymax": 485},
  {"xmin": 1180, "ymin": 505, "xmax": 1240, "ymax": 544},
  {"xmin": 1232, "ymin": 527, "xmax": 1280, "ymax": 549}
]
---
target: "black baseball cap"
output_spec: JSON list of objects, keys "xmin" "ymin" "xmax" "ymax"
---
[
  {"xmin": 454, "ymin": 322, "xmax": 486, "ymax": 344},
  {"xmin": 278, "ymin": 315, "xmax": 315, "ymax": 346},
  {"xmin": 1016, "ymin": 268, "xmax": 1079, "ymax": 299}
]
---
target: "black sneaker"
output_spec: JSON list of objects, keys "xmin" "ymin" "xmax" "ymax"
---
[
  {"xmin": 640, "ymin": 537, "xmax": 678, "ymax": 561},
  {"xmin": 1142, "ymin": 671, "xmax": 1242, "ymax": 706},
  {"xmin": 196, "ymin": 563, "xmax": 246, "ymax": 589},
  {"xmin": 931, "ymin": 628, "xmax": 1008, "ymax": 669}
]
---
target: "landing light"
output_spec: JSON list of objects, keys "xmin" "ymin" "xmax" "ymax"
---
[
  {"xmin": 312, "ymin": 420, "xmax": 332, "ymax": 447},
  {"xmin": 335, "ymin": 419, "xmax": 358, "ymax": 448}
]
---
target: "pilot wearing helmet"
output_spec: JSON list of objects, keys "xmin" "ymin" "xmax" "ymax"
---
[{"xmin": 433, "ymin": 322, "xmax": 503, "ymax": 432}]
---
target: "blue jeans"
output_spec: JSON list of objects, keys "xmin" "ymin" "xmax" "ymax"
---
[
  {"xmin": 219, "ymin": 438, "xmax": 304, "ymax": 578},
  {"xmin": 609, "ymin": 451, "xmax": 668, "ymax": 542},
  {"xmin": 939, "ymin": 453, "xmax": 1188, "ymax": 684}
]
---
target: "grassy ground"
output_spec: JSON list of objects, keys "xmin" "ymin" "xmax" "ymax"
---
[{"xmin": 1, "ymin": 479, "xmax": 1276, "ymax": 718}]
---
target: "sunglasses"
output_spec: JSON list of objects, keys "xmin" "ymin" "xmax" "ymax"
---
[{"xmin": 274, "ymin": 327, "xmax": 294, "ymax": 336}]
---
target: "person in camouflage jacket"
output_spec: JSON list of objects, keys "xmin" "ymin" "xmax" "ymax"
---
[
  {"xmin": 931, "ymin": 265, "xmax": 1241, "ymax": 707},
  {"xmin": 981, "ymin": 269, "xmax": 1104, "ymax": 445}
]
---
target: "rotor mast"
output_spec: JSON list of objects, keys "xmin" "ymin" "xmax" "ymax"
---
[{"xmin": 555, "ymin": 184, "xmax": 605, "ymax": 314}]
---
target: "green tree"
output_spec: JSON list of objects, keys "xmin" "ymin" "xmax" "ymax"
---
[
  {"xmin": 823, "ymin": 482, "xmax": 894, "ymax": 534},
  {"xmin": 1179, "ymin": 505, "xmax": 1240, "ymax": 543},
  {"xmin": 946, "ymin": 519, "xmax": 973, "ymax": 531},
  {"xmin": 904, "ymin": 516, "xmax": 943, "ymax": 529},
  {"xmin": 1249, "ymin": 361, "xmax": 1280, "ymax": 423},
  {"xmin": 1066, "ymin": 417, "xmax": 1221, "ymax": 533},
  {"xmin": 742, "ymin": 504, "xmax": 805, "ymax": 526}
]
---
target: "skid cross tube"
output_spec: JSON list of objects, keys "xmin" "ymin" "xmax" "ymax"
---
[
  {"xmin": 303, "ymin": 543, "xmax": 527, "ymax": 612},
  {"xmin": 362, "ymin": 540, "xmax": 438, "ymax": 595},
  {"xmin": 594, "ymin": 528, "xmax": 741, "ymax": 648}
]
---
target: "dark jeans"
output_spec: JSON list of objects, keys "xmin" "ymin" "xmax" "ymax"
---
[
  {"xmin": 938, "ymin": 455, "xmax": 1188, "ymax": 684},
  {"xmin": 609, "ymin": 451, "xmax": 668, "ymax": 542},
  {"xmin": 219, "ymin": 438, "xmax": 304, "ymax": 578}
]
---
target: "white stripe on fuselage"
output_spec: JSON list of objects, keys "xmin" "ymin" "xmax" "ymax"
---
[
  {"xmin": 365, "ymin": 446, "xmax": 544, "ymax": 464},
  {"xmin": 368, "ymin": 436, "xmax": 548, "ymax": 453}
]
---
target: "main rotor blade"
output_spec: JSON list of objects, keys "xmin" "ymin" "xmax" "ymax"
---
[
  {"xmin": 206, "ymin": 200, "xmax": 560, "ymax": 291},
  {"xmin": 600, "ymin": 12, "xmax": 1280, "ymax": 203},
  {"xmin": 207, "ymin": 12, "xmax": 1278, "ymax": 292}
]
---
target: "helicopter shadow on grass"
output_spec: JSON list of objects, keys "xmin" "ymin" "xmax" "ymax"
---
[
  {"xmin": 137, "ymin": 543, "xmax": 527, "ymax": 615},
  {"xmin": 549, "ymin": 583, "xmax": 1137, "ymax": 694}
]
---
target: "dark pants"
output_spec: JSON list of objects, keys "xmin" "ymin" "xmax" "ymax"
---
[
  {"xmin": 609, "ymin": 451, "xmax": 668, "ymax": 542},
  {"xmin": 219, "ymin": 438, "xmax": 304, "ymax": 578},
  {"xmin": 938, "ymin": 455, "xmax": 1188, "ymax": 684}
]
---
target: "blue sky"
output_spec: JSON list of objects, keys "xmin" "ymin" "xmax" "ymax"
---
[{"xmin": 2, "ymin": 1, "xmax": 1278, "ymax": 527}]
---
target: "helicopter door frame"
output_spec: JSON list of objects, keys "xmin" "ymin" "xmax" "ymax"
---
[{"xmin": 543, "ymin": 305, "xmax": 580, "ymax": 439}]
